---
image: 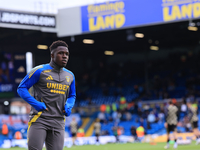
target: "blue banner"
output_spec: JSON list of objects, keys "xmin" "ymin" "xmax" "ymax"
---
[{"xmin": 81, "ymin": 0, "xmax": 200, "ymax": 32}]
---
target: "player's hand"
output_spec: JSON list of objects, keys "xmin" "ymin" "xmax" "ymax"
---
[
  {"xmin": 164, "ymin": 122, "xmax": 168, "ymax": 128},
  {"xmin": 63, "ymin": 103, "xmax": 72, "ymax": 116},
  {"xmin": 34, "ymin": 102, "xmax": 48, "ymax": 112}
]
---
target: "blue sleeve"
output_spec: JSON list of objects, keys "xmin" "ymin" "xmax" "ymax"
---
[
  {"xmin": 17, "ymin": 66, "xmax": 47, "ymax": 112},
  {"xmin": 66, "ymin": 75, "xmax": 76, "ymax": 108}
]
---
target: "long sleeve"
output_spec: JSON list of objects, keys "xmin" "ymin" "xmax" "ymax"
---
[
  {"xmin": 17, "ymin": 66, "xmax": 46, "ymax": 111},
  {"xmin": 165, "ymin": 108, "xmax": 169, "ymax": 122},
  {"xmin": 66, "ymin": 75, "xmax": 76, "ymax": 108},
  {"xmin": 188, "ymin": 108, "xmax": 193, "ymax": 121}
]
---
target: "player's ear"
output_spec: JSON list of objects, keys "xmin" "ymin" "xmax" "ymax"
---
[{"xmin": 51, "ymin": 53, "xmax": 54, "ymax": 58}]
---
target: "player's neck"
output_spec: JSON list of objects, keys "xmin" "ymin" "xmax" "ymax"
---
[{"xmin": 50, "ymin": 61, "xmax": 63, "ymax": 72}]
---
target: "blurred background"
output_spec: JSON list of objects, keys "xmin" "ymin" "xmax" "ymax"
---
[{"xmin": 0, "ymin": 0, "xmax": 200, "ymax": 148}]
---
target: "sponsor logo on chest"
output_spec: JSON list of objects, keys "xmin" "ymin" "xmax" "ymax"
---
[{"xmin": 45, "ymin": 73, "xmax": 69, "ymax": 95}]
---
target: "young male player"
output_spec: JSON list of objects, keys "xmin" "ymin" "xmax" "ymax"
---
[
  {"xmin": 164, "ymin": 101, "xmax": 178, "ymax": 149},
  {"xmin": 187, "ymin": 100, "xmax": 200, "ymax": 144},
  {"xmin": 94, "ymin": 119, "xmax": 101, "ymax": 144},
  {"xmin": 17, "ymin": 40, "xmax": 76, "ymax": 150},
  {"xmin": 70, "ymin": 117, "xmax": 78, "ymax": 145}
]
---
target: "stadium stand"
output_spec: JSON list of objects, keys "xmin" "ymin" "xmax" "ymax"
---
[
  {"xmin": 75, "ymin": 50, "xmax": 200, "ymax": 107},
  {"xmin": 1, "ymin": 49, "xmax": 200, "ymax": 141}
]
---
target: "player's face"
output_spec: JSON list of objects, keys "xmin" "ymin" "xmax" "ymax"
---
[
  {"xmin": 187, "ymin": 103, "xmax": 191, "ymax": 108},
  {"xmin": 52, "ymin": 46, "xmax": 69, "ymax": 67}
]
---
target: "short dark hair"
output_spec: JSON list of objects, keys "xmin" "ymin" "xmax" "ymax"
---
[{"xmin": 49, "ymin": 40, "xmax": 68, "ymax": 52}]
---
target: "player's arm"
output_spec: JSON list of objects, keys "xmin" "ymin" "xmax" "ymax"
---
[
  {"xmin": 17, "ymin": 67, "xmax": 47, "ymax": 112},
  {"xmin": 188, "ymin": 108, "xmax": 193, "ymax": 121},
  {"xmin": 64, "ymin": 74, "xmax": 76, "ymax": 116},
  {"xmin": 164, "ymin": 108, "xmax": 169, "ymax": 128},
  {"xmin": 176, "ymin": 106, "xmax": 180, "ymax": 121}
]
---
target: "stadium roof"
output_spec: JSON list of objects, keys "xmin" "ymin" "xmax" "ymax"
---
[
  {"xmin": 0, "ymin": 19, "xmax": 200, "ymax": 57},
  {"xmin": 1, "ymin": 1, "xmax": 200, "ymax": 58}
]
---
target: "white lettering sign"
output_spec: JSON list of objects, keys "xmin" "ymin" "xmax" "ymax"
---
[{"xmin": 0, "ymin": 11, "xmax": 56, "ymax": 27}]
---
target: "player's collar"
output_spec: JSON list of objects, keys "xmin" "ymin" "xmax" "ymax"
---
[{"xmin": 49, "ymin": 61, "xmax": 63, "ymax": 73}]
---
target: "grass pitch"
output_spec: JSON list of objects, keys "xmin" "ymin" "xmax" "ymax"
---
[{"xmin": 1, "ymin": 142, "xmax": 199, "ymax": 150}]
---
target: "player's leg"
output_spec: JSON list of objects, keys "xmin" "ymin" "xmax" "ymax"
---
[
  {"xmin": 192, "ymin": 121, "xmax": 200, "ymax": 144},
  {"xmin": 95, "ymin": 133, "xmax": 100, "ymax": 145},
  {"xmin": 164, "ymin": 124, "xmax": 170, "ymax": 149},
  {"xmin": 72, "ymin": 133, "xmax": 76, "ymax": 145},
  {"xmin": 45, "ymin": 128, "xmax": 64, "ymax": 150},
  {"xmin": 172, "ymin": 125, "xmax": 178, "ymax": 149},
  {"xmin": 28, "ymin": 122, "xmax": 47, "ymax": 150},
  {"xmin": 95, "ymin": 134, "xmax": 98, "ymax": 142},
  {"xmin": 193, "ymin": 128, "xmax": 200, "ymax": 144}
]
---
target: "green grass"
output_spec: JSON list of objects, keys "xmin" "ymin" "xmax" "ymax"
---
[{"xmin": 1, "ymin": 142, "xmax": 200, "ymax": 150}]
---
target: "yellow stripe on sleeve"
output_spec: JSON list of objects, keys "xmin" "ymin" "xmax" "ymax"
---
[{"xmin": 28, "ymin": 66, "xmax": 43, "ymax": 78}]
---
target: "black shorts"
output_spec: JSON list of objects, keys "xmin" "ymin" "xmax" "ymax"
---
[
  {"xmin": 192, "ymin": 121, "xmax": 198, "ymax": 129},
  {"xmin": 167, "ymin": 124, "xmax": 177, "ymax": 133},
  {"xmin": 95, "ymin": 133, "xmax": 100, "ymax": 137},
  {"xmin": 71, "ymin": 133, "xmax": 77, "ymax": 137}
]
